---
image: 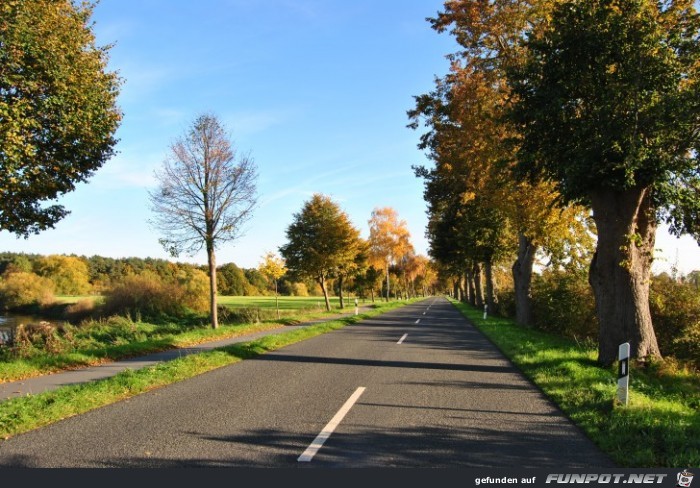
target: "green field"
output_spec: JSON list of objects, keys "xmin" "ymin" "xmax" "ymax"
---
[
  {"xmin": 55, "ymin": 295, "xmax": 371, "ymax": 311},
  {"xmin": 217, "ymin": 295, "xmax": 370, "ymax": 311},
  {"xmin": 54, "ymin": 295, "xmax": 102, "ymax": 304}
]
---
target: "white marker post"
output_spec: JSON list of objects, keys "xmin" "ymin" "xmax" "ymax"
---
[
  {"xmin": 617, "ymin": 342, "xmax": 630, "ymax": 406},
  {"xmin": 483, "ymin": 304, "xmax": 488, "ymax": 320}
]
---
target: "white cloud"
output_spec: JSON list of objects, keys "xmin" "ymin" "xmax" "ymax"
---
[
  {"xmin": 223, "ymin": 108, "xmax": 297, "ymax": 137},
  {"xmin": 91, "ymin": 152, "xmax": 161, "ymax": 190}
]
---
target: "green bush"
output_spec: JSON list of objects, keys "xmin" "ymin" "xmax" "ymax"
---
[
  {"xmin": 649, "ymin": 275, "xmax": 700, "ymax": 368},
  {"xmin": 103, "ymin": 273, "xmax": 188, "ymax": 320},
  {"xmin": 64, "ymin": 298, "xmax": 98, "ymax": 323},
  {"xmin": 495, "ymin": 288, "xmax": 516, "ymax": 318},
  {"xmin": 175, "ymin": 268, "xmax": 209, "ymax": 313},
  {"xmin": 503, "ymin": 270, "xmax": 699, "ymax": 369},
  {"xmin": 530, "ymin": 269, "xmax": 598, "ymax": 342},
  {"xmin": 218, "ymin": 307, "xmax": 277, "ymax": 324},
  {"xmin": 13, "ymin": 321, "xmax": 75, "ymax": 356},
  {"xmin": 0, "ymin": 271, "xmax": 56, "ymax": 310}
]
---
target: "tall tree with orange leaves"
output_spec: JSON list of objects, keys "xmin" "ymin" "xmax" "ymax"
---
[{"xmin": 368, "ymin": 207, "xmax": 413, "ymax": 301}]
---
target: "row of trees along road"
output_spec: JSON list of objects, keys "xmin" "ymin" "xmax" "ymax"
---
[
  {"xmin": 411, "ymin": 0, "xmax": 700, "ymax": 366},
  {"xmin": 279, "ymin": 195, "xmax": 432, "ymax": 311},
  {"xmin": 0, "ymin": 0, "xmax": 434, "ymax": 331}
]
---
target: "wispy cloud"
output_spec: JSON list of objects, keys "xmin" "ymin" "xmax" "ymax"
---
[
  {"xmin": 223, "ymin": 108, "xmax": 297, "ymax": 137},
  {"xmin": 92, "ymin": 152, "xmax": 161, "ymax": 190}
]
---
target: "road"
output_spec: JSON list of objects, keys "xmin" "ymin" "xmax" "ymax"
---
[{"xmin": 0, "ymin": 297, "xmax": 613, "ymax": 467}]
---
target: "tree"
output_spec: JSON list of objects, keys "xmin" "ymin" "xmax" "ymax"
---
[
  {"xmin": 149, "ymin": 113, "xmax": 258, "ymax": 329},
  {"xmin": 280, "ymin": 194, "xmax": 362, "ymax": 311},
  {"xmin": 217, "ymin": 262, "xmax": 249, "ymax": 296},
  {"xmin": 508, "ymin": 0, "xmax": 700, "ymax": 364},
  {"xmin": 356, "ymin": 265, "xmax": 383, "ymax": 302},
  {"xmin": 0, "ymin": 271, "xmax": 55, "ymax": 310},
  {"xmin": 0, "ymin": 0, "xmax": 121, "ymax": 236},
  {"xmin": 334, "ymin": 238, "xmax": 368, "ymax": 309},
  {"xmin": 410, "ymin": 0, "xmax": 593, "ymax": 326},
  {"xmin": 368, "ymin": 207, "xmax": 413, "ymax": 301},
  {"xmin": 258, "ymin": 251, "xmax": 286, "ymax": 319},
  {"xmin": 35, "ymin": 255, "xmax": 91, "ymax": 295}
]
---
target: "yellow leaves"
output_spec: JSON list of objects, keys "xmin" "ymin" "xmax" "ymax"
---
[
  {"xmin": 258, "ymin": 251, "xmax": 286, "ymax": 281},
  {"xmin": 461, "ymin": 191, "xmax": 476, "ymax": 204},
  {"xmin": 368, "ymin": 207, "xmax": 414, "ymax": 264}
]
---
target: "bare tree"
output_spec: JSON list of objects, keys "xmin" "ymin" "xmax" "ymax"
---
[{"xmin": 149, "ymin": 113, "xmax": 258, "ymax": 329}]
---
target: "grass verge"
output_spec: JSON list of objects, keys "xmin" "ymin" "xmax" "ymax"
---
[
  {"xmin": 0, "ymin": 299, "xmax": 417, "ymax": 441},
  {"xmin": 0, "ymin": 305, "xmax": 381, "ymax": 383},
  {"xmin": 449, "ymin": 298, "xmax": 699, "ymax": 468}
]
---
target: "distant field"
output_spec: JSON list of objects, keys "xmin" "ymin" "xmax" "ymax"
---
[
  {"xmin": 218, "ymin": 295, "xmax": 348, "ymax": 311},
  {"xmin": 54, "ymin": 296, "xmax": 102, "ymax": 304},
  {"xmin": 54, "ymin": 295, "xmax": 369, "ymax": 311}
]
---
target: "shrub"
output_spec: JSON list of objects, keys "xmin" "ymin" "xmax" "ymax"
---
[
  {"xmin": 291, "ymin": 282, "xmax": 309, "ymax": 297},
  {"xmin": 13, "ymin": 321, "xmax": 75, "ymax": 356},
  {"xmin": 64, "ymin": 298, "xmax": 97, "ymax": 323},
  {"xmin": 495, "ymin": 288, "xmax": 516, "ymax": 318},
  {"xmin": 103, "ymin": 273, "xmax": 187, "ymax": 320},
  {"xmin": 217, "ymin": 306, "xmax": 278, "ymax": 325},
  {"xmin": 649, "ymin": 275, "xmax": 700, "ymax": 368},
  {"xmin": 531, "ymin": 270, "xmax": 598, "ymax": 342},
  {"xmin": 175, "ymin": 268, "xmax": 209, "ymax": 313},
  {"xmin": 0, "ymin": 272, "xmax": 55, "ymax": 310}
]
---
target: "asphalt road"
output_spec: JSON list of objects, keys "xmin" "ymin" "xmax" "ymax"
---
[{"xmin": 0, "ymin": 297, "xmax": 614, "ymax": 468}]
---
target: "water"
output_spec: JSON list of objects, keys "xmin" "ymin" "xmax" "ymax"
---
[{"xmin": 0, "ymin": 313, "xmax": 65, "ymax": 345}]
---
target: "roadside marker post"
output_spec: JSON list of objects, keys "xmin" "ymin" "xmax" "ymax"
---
[
  {"xmin": 617, "ymin": 342, "xmax": 630, "ymax": 406},
  {"xmin": 483, "ymin": 304, "xmax": 488, "ymax": 320}
]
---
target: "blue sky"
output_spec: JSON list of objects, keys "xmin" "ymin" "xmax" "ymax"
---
[{"xmin": 0, "ymin": 0, "xmax": 698, "ymax": 274}]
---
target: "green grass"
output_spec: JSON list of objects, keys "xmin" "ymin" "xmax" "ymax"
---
[
  {"xmin": 54, "ymin": 295, "xmax": 103, "ymax": 304},
  {"xmin": 449, "ymin": 298, "xmax": 700, "ymax": 468},
  {"xmin": 54, "ymin": 294, "xmax": 358, "ymax": 309},
  {"xmin": 0, "ymin": 299, "xmax": 417, "ymax": 441},
  {"xmin": 218, "ymin": 295, "xmax": 357, "ymax": 310},
  {"xmin": 0, "ymin": 299, "xmax": 384, "ymax": 383}
]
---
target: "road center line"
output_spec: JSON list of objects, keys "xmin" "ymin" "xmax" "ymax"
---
[
  {"xmin": 415, "ymin": 319, "xmax": 420, "ymax": 324},
  {"xmin": 298, "ymin": 387, "xmax": 366, "ymax": 463},
  {"xmin": 397, "ymin": 333, "xmax": 408, "ymax": 344},
  {"xmin": 422, "ymin": 312, "xmax": 426, "ymax": 315}
]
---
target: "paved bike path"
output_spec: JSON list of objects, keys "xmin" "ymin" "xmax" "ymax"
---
[{"xmin": 0, "ymin": 306, "xmax": 373, "ymax": 401}]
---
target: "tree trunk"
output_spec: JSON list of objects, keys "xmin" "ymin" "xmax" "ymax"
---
[
  {"xmin": 589, "ymin": 187, "xmax": 661, "ymax": 366},
  {"xmin": 318, "ymin": 274, "xmax": 331, "ymax": 312},
  {"xmin": 370, "ymin": 287, "xmax": 375, "ymax": 303},
  {"xmin": 466, "ymin": 267, "xmax": 476, "ymax": 306},
  {"xmin": 512, "ymin": 232, "xmax": 537, "ymax": 326},
  {"xmin": 385, "ymin": 261, "xmax": 390, "ymax": 302},
  {"xmin": 484, "ymin": 258, "xmax": 496, "ymax": 315},
  {"xmin": 338, "ymin": 275, "xmax": 345, "ymax": 309},
  {"xmin": 473, "ymin": 262, "xmax": 484, "ymax": 309},
  {"xmin": 207, "ymin": 243, "xmax": 218, "ymax": 329},
  {"xmin": 274, "ymin": 279, "xmax": 280, "ymax": 320}
]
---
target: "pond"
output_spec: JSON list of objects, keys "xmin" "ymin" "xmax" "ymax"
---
[{"xmin": 0, "ymin": 313, "xmax": 67, "ymax": 345}]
